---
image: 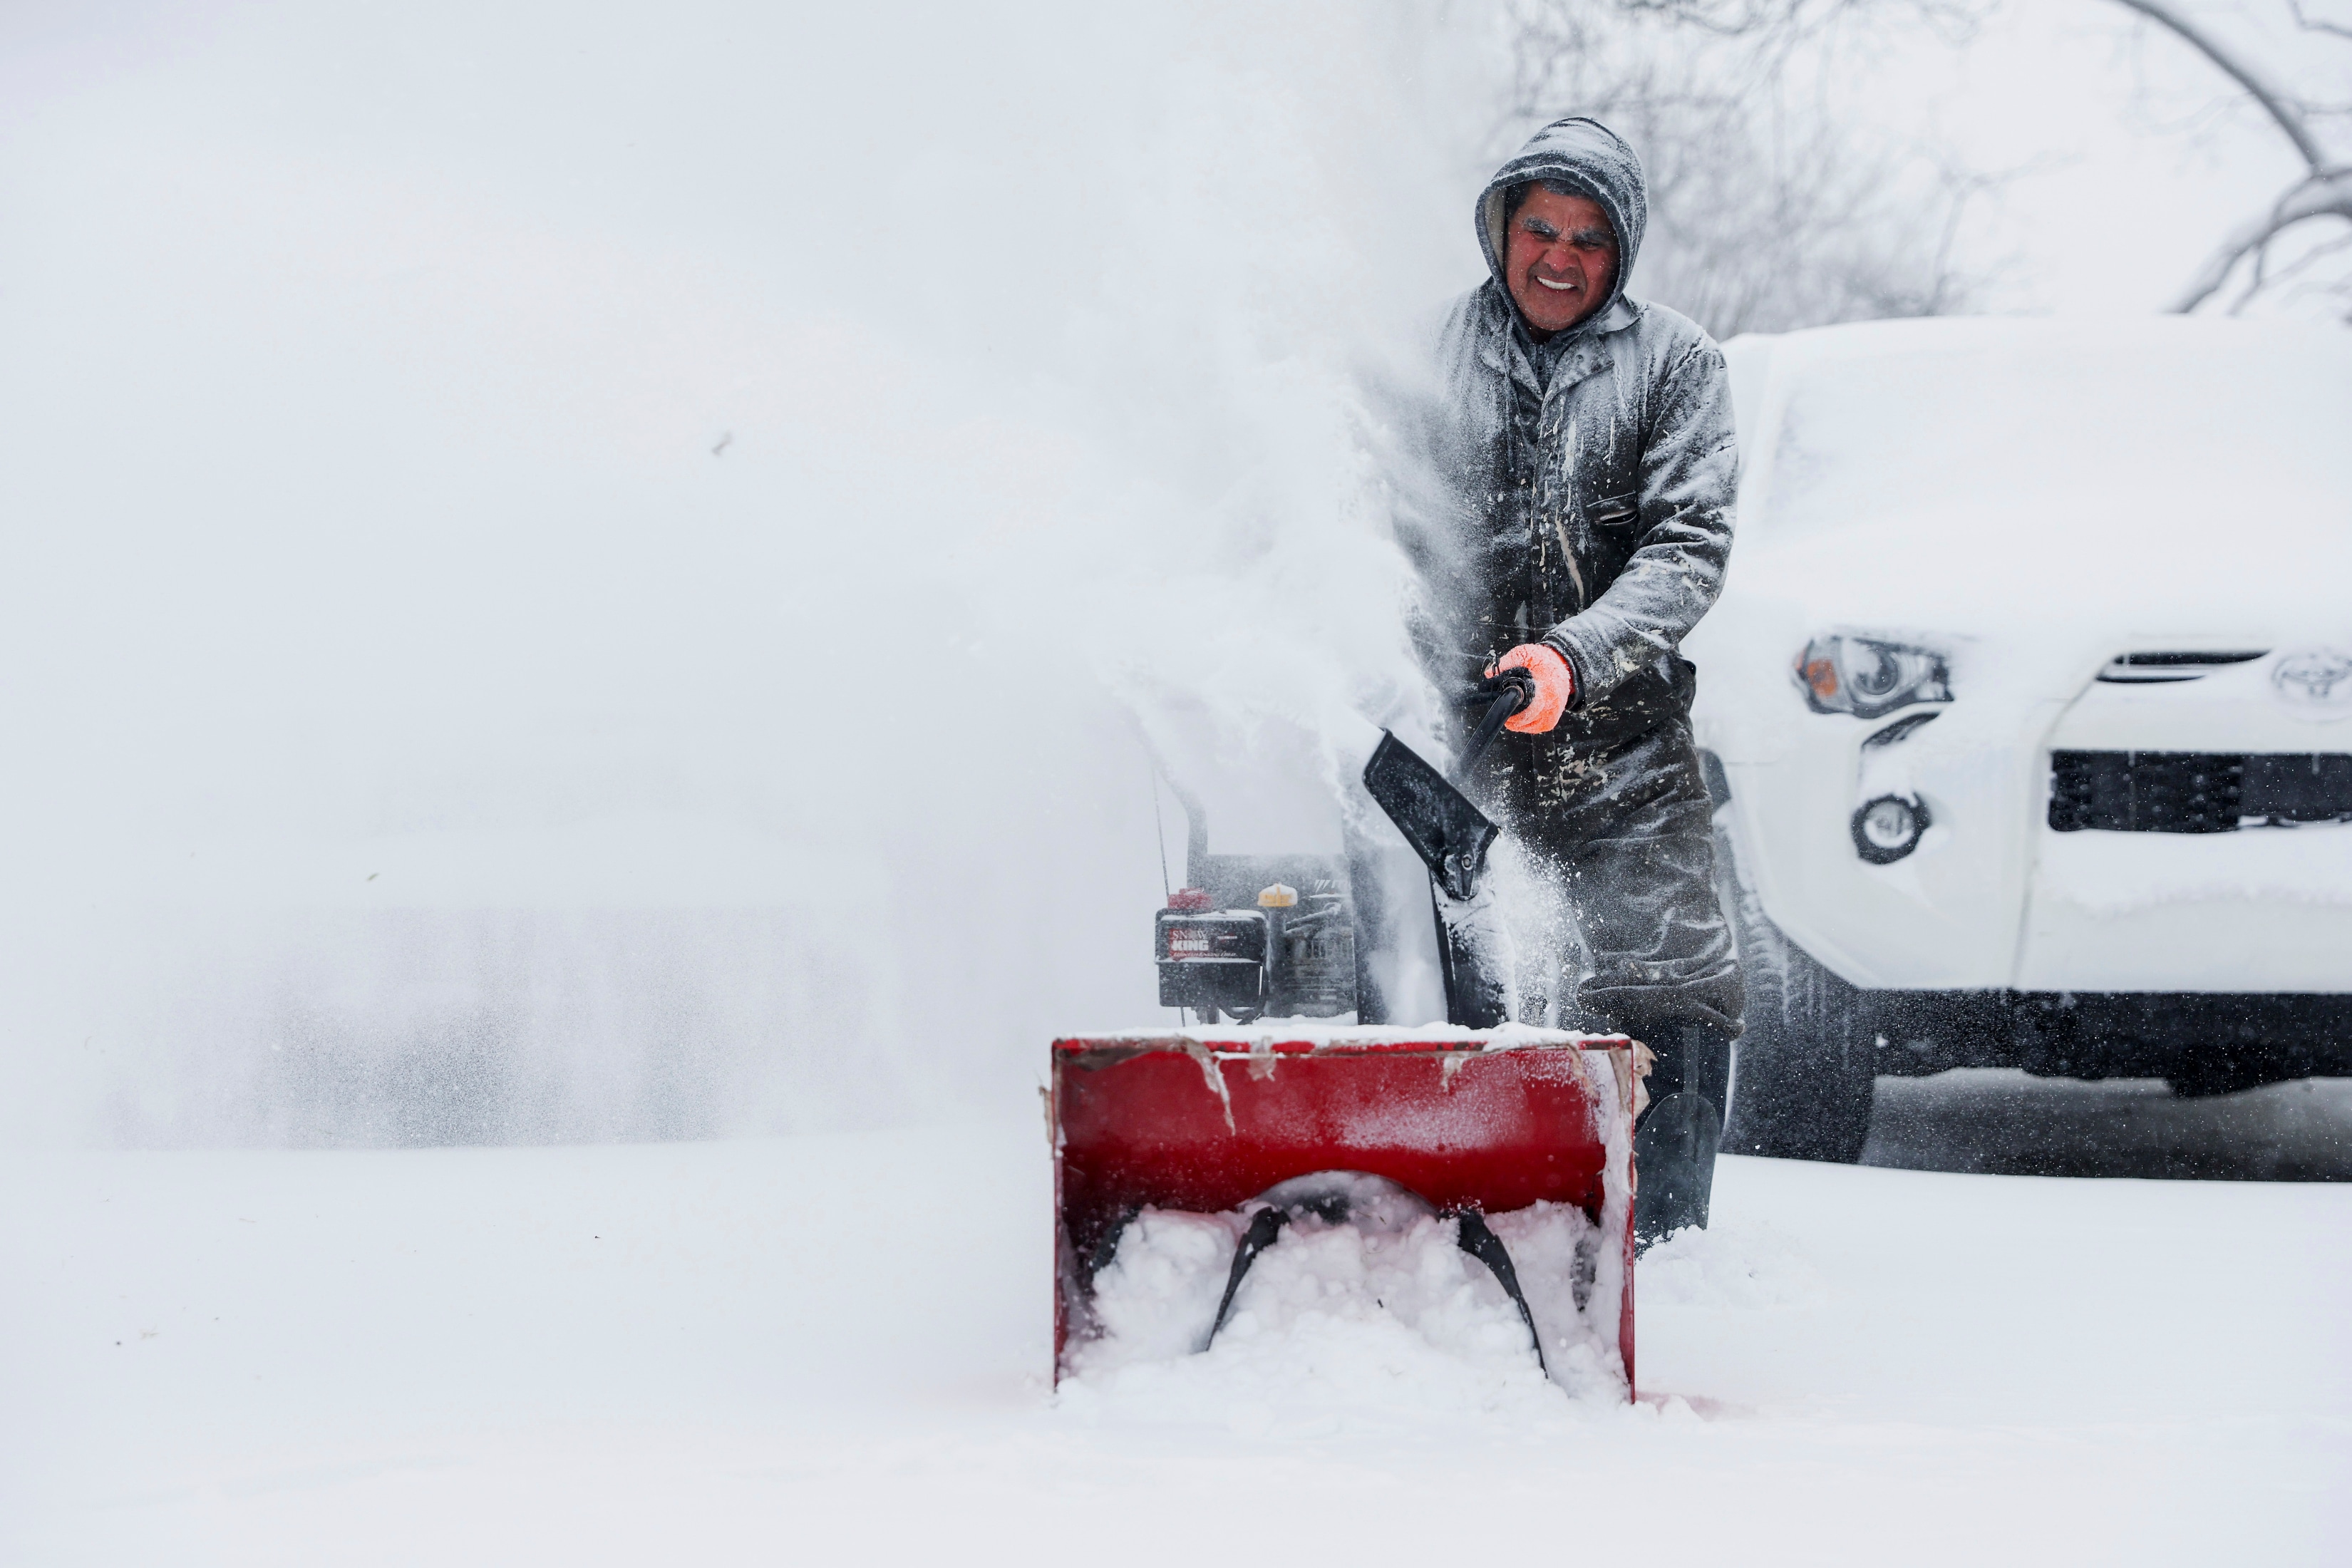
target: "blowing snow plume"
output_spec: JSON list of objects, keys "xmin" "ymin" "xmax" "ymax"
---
[{"xmin": 0, "ymin": 0, "xmax": 1491, "ymax": 1147}]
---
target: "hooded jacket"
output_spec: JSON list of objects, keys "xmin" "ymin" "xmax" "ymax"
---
[{"xmin": 1423, "ymin": 117, "xmax": 1737, "ymax": 738}]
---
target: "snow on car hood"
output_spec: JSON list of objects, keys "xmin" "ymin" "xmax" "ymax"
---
[{"xmin": 1694, "ymin": 317, "xmax": 2352, "ymax": 708}]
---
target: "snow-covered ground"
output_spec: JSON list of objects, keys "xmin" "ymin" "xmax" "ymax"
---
[{"xmin": 7, "ymin": 1084, "xmax": 2348, "ymax": 1566}]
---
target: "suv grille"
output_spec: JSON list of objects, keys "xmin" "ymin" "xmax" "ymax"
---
[
  {"xmin": 2095, "ymin": 651, "xmax": 2268, "ymax": 684},
  {"xmin": 2051, "ymin": 751, "xmax": 2352, "ymax": 832}
]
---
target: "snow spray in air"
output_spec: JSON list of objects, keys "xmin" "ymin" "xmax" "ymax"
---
[{"xmin": 0, "ymin": 0, "xmax": 1496, "ymax": 1147}]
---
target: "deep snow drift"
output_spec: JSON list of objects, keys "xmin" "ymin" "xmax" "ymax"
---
[{"xmin": 6, "ymin": 1121, "xmax": 2348, "ymax": 1566}]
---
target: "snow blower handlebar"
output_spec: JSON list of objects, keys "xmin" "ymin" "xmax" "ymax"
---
[{"xmin": 1458, "ymin": 668, "xmax": 1535, "ymax": 783}]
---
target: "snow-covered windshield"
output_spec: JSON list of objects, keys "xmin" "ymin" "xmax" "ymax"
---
[{"xmin": 1756, "ymin": 322, "xmax": 2352, "ymax": 542}]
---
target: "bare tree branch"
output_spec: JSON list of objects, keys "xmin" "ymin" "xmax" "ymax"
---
[
  {"xmin": 2289, "ymin": 1, "xmax": 2352, "ymax": 42},
  {"xmin": 2108, "ymin": 0, "xmax": 2327, "ymax": 170},
  {"xmin": 1497, "ymin": 0, "xmax": 2003, "ymax": 334},
  {"xmin": 2169, "ymin": 167, "xmax": 2352, "ymax": 310},
  {"xmin": 2105, "ymin": 1, "xmax": 2350, "ymax": 312},
  {"xmin": 1606, "ymin": 0, "xmax": 1984, "ymax": 41}
]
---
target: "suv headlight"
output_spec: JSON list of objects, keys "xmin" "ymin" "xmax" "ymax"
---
[{"xmin": 1795, "ymin": 634, "xmax": 1951, "ymax": 719}]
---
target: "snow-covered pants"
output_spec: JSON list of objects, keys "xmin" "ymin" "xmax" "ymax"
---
[{"xmin": 1480, "ymin": 713, "xmax": 1743, "ymax": 1076}]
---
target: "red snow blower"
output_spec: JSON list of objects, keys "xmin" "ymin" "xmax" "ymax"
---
[{"xmin": 1052, "ymin": 674, "xmax": 1640, "ymax": 1397}]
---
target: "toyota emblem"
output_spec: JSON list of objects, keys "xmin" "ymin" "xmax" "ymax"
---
[{"xmin": 2271, "ymin": 646, "xmax": 2352, "ymax": 718}]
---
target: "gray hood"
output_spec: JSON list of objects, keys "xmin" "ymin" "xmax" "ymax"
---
[{"xmin": 1475, "ymin": 117, "xmax": 1649, "ymax": 333}]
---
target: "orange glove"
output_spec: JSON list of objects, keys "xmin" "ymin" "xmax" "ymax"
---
[{"xmin": 1487, "ymin": 644, "xmax": 1575, "ymax": 733}]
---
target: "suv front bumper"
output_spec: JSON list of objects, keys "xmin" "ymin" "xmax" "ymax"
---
[{"xmin": 1854, "ymin": 984, "xmax": 2352, "ymax": 1085}]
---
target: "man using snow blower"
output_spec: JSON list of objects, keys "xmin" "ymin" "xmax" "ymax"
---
[{"xmin": 1413, "ymin": 115, "xmax": 1743, "ymax": 1247}]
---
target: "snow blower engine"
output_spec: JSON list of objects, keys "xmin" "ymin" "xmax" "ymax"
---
[
  {"xmin": 1152, "ymin": 853, "xmax": 1356, "ymax": 1024},
  {"xmin": 1153, "ymin": 666, "xmax": 1532, "ymax": 1028}
]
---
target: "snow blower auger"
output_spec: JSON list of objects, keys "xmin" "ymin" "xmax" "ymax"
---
[
  {"xmin": 1051, "ymin": 1031, "xmax": 1637, "ymax": 1395},
  {"xmin": 1052, "ymin": 671, "xmax": 1639, "ymax": 1399}
]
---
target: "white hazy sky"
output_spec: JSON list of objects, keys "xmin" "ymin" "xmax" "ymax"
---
[
  {"xmin": 1, "ymin": 1, "xmax": 2336, "ymax": 323},
  {"xmin": 1861, "ymin": 1, "xmax": 2341, "ymax": 318}
]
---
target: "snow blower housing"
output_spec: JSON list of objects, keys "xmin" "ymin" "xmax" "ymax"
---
[
  {"xmin": 1056, "ymin": 675, "xmax": 1641, "ymax": 1396},
  {"xmin": 1052, "ymin": 1029, "xmax": 1639, "ymax": 1398}
]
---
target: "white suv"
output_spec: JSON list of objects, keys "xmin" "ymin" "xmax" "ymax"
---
[{"xmin": 1687, "ymin": 317, "xmax": 2352, "ymax": 1160}]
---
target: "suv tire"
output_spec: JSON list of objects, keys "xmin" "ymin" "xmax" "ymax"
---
[{"xmin": 1713, "ymin": 811, "xmax": 1877, "ymax": 1162}]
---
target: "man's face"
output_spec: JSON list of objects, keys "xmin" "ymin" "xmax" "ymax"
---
[{"xmin": 1502, "ymin": 185, "xmax": 1618, "ymax": 336}]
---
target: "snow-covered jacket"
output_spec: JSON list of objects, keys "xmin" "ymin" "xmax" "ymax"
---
[{"xmin": 1422, "ymin": 117, "xmax": 1737, "ymax": 734}]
